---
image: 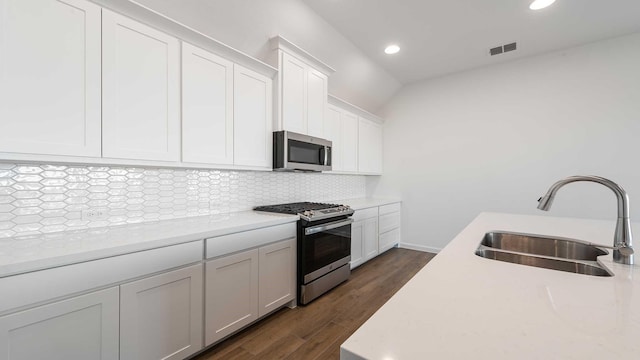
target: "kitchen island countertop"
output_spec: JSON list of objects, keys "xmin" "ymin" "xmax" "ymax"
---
[{"xmin": 341, "ymin": 212, "xmax": 640, "ymax": 359}]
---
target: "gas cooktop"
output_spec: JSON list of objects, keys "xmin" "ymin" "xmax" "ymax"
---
[{"xmin": 254, "ymin": 202, "xmax": 354, "ymax": 222}]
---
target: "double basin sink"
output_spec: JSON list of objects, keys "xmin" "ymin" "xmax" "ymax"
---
[{"xmin": 475, "ymin": 231, "xmax": 613, "ymax": 277}]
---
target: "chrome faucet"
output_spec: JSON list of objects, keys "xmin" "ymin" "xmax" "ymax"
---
[{"xmin": 537, "ymin": 175, "xmax": 634, "ymax": 265}]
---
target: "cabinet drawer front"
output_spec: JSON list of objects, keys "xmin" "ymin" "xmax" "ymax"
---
[
  {"xmin": 0, "ymin": 241, "xmax": 203, "ymax": 314},
  {"xmin": 379, "ymin": 212, "xmax": 401, "ymax": 234},
  {"xmin": 379, "ymin": 228, "xmax": 400, "ymax": 254},
  {"xmin": 206, "ymin": 223, "xmax": 296, "ymax": 259},
  {"xmin": 352, "ymin": 207, "xmax": 378, "ymax": 222},
  {"xmin": 379, "ymin": 202, "xmax": 401, "ymax": 215}
]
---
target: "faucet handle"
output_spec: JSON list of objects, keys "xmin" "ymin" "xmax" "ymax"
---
[{"xmin": 618, "ymin": 246, "xmax": 635, "ymax": 257}]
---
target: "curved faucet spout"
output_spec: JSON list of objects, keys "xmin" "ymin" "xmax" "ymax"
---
[{"xmin": 537, "ymin": 175, "xmax": 634, "ymax": 265}]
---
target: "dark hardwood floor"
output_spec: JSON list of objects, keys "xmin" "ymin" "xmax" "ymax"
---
[{"xmin": 192, "ymin": 248, "xmax": 436, "ymax": 360}]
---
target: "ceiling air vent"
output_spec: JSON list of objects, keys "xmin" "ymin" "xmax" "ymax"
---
[
  {"xmin": 503, "ymin": 42, "xmax": 517, "ymax": 52},
  {"xmin": 490, "ymin": 42, "xmax": 517, "ymax": 56}
]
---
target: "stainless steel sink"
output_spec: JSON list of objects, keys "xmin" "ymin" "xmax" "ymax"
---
[
  {"xmin": 481, "ymin": 231, "xmax": 608, "ymax": 261},
  {"xmin": 475, "ymin": 231, "xmax": 613, "ymax": 277}
]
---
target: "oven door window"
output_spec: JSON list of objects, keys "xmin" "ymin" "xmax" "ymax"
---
[
  {"xmin": 288, "ymin": 139, "xmax": 324, "ymax": 165},
  {"xmin": 303, "ymin": 224, "xmax": 351, "ymax": 275}
]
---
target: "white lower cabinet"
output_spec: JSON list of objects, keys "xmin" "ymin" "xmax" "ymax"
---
[
  {"xmin": 378, "ymin": 203, "xmax": 401, "ymax": 254},
  {"xmin": 363, "ymin": 217, "xmax": 379, "ymax": 261},
  {"xmin": 205, "ymin": 248, "xmax": 259, "ymax": 346},
  {"xmin": 0, "ymin": 225, "xmax": 300, "ymax": 359},
  {"xmin": 204, "ymin": 232, "xmax": 296, "ymax": 346},
  {"xmin": 351, "ymin": 202, "xmax": 402, "ymax": 268},
  {"xmin": 258, "ymin": 239, "xmax": 296, "ymax": 317},
  {"xmin": 350, "ymin": 220, "xmax": 364, "ymax": 268},
  {"xmin": 0, "ymin": 287, "xmax": 119, "ymax": 360},
  {"xmin": 351, "ymin": 207, "xmax": 379, "ymax": 269},
  {"xmin": 379, "ymin": 228, "xmax": 400, "ymax": 254},
  {"xmin": 120, "ymin": 264, "xmax": 203, "ymax": 360}
]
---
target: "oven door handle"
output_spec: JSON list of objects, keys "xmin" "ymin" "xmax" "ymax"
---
[{"xmin": 305, "ymin": 218, "xmax": 354, "ymax": 236}]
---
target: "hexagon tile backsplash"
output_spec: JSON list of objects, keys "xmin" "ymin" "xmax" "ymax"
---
[{"xmin": 0, "ymin": 163, "xmax": 366, "ymax": 238}]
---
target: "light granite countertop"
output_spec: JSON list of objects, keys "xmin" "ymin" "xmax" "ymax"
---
[
  {"xmin": 0, "ymin": 197, "xmax": 400, "ymax": 278},
  {"xmin": 337, "ymin": 197, "xmax": 401, "ymax": 210},
  {"xmin": 341, "ymin": 212, "xmax": 640, "ymax": 359},
  {"xmin": 0, "ymin": 211, "xmax": 298, "ymax": 277}
]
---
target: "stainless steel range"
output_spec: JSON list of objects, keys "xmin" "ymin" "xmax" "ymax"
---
[{"xmin": 254, "ymin": 202, "xmax": 354, "ymax": 305}]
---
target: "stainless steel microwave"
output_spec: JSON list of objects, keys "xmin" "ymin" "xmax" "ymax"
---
[{"xmin": 273, "ymin": 131, "xmax": 332, "ymax": 172}]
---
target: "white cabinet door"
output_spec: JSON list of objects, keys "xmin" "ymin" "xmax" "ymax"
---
[
  {"xmin": 258, "ymin": 238, "xmax": 296, "ymax": 317},
  {"xmin": 363, "ymin": 217, "xmax": 379, "ymax": 261},
  {"xmin": 280, "ymin": 52, "xmax": 307, "ymax": 134},
  {"xmin": 325, "ymin": 105, "xmax": 343, "ymax": 172},
  {"xmin": 120, "ymin": 264, "xmax": 203, "ymax": 360},
  {"xmin": 358, "ymin": 117, "xmax": 383, "ymax": 174},
  {"xmin": 233, "ymin": 64, "xmax": 272, "ymax": 168},
  {"xmin": 0, "ymin": 0, "xmax": 101, "ymax": 157},
  {"xmin": 342, "ymin": 111, "xmax": 359, "ymax": 172},
  {"xmin": 102, "ymin": 10, "xmax": 180, "ymax": 161},
  {"xmin": 0, "ymin": 287, "xmax": 119, "ymax": 360},
  {"xmin": 279, "ymin": 52, "xmax": 328, "ymax": 137},
  {"xmin": 350, "ymin": 220, "xmax": 365, "ymax": 269},
  {"xmin": 182, "ymin": 43, "xmax": 234, "ymax": 165},
  {"xmin": 379, "ymin": 227, "xmax": 400, "ymax": 254},
  {"xmin": 306, "ymin": 68, "xmax": 327, "ymax": 138},
  {"xmin": 205, "ymin": 249, "xmax": 259, "ymax": 345}
]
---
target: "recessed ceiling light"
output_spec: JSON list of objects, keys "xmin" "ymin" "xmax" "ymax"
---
[
  {"xmin": 529, "ymin": 0, "xmax": 556, "ymax": 10},
  {"xmin": 384, "ymin": 44, "xmax": 400, "ymax": 55}
]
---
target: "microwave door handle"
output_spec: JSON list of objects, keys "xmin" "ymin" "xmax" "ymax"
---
[
  {"xmin": 305, "ymin": 218, "xmax": 354, "ymax": 235},
  {"xmin": 324, "ymin": 146, "xmax": 329, "ymax": 166},
  {"xmin": 319, "ymin": 146, "xmax": 326, "ymax": 165}
]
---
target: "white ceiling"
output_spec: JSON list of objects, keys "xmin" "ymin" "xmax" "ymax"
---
[{"xmin": 301, "ymin": 0, "xmax": 640, "ymax": 84}]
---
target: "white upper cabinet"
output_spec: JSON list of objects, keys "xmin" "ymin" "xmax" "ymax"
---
[
  {"xmin": 325, "ymin": 104, "xmax": 359, "ymax": 173},
  {"xmin": 233, "ymin": 65, "xmax": 273, "ymax": 168},
  {"xmin": 182, "ymin": 43, "xmax": 234, "ymax": 165},
  {"xmin": 358, "ymin": 117, "xmax": 383, "ymax": 174},
  {"xmin": 0, "ymin": 0, "xmax": 101, "ymax": 157},
  {"xmin": 342, "ymin": 111, "xmax": 359, "ymax": 173},
  {"xmin": 325, "ymin": 105, "xmax": 343, "ymax": 172},
  {"xmin": 270, "ymin": 37, "xmax": 333, "ymax": 138},
  {"xmin": 306, "ymin": 68, "xmax": 328, "ymax": 138},
  {"xmin": 102, "ymin": 10, "xmax": 180, "ymax": 162},
  {"xmin": 281, "ymin": 53, "xmax": 307, "ymax": 134},
  {"xmin": 328, "ymin": 96, "xmax": 384, "ymax": 175}
]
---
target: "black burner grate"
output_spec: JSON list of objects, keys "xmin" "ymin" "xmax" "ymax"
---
[{"xmin": 254, "ymin": 202, "xmax": 342, "ymax": 215}]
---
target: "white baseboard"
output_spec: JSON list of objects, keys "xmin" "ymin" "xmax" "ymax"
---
[{"xmin": 398, "ymin": 242, "xmax": 441, "ymax": 254}]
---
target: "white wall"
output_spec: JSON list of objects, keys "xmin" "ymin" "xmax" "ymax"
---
[
  {"xmin": 370, "ymin": 32, "xmax": 640, "ymax": 252},
  {"xmin": 132, "ymin": 0, "xmax": 401, "ymax": 114}
]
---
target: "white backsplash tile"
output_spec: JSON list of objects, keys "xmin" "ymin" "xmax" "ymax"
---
[{"xmin": 0, "ymin": 163, "xmax": 366, "ymax": 238}]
